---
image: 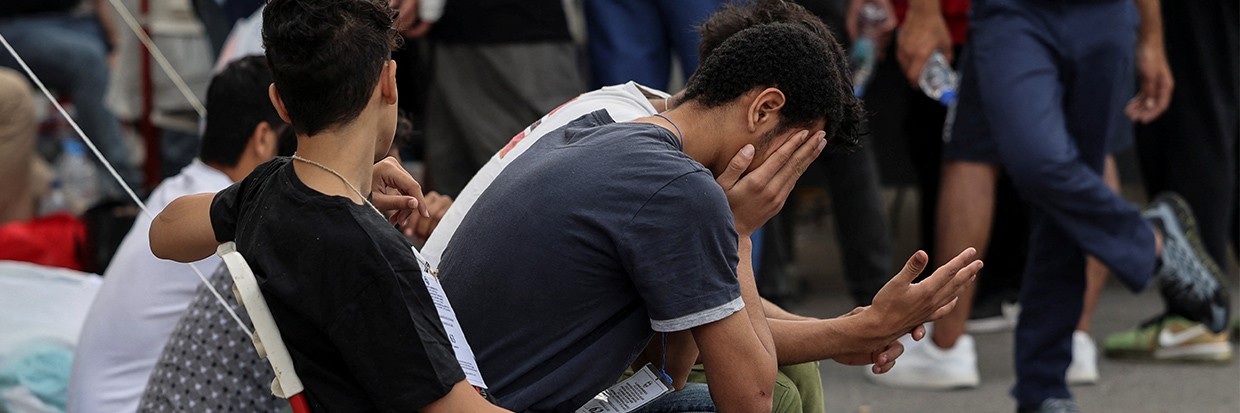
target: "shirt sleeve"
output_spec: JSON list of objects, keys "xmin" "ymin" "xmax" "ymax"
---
[
  {"xmin": 323, "ymin": 243, "xmax": 465, "ymax": 410},
  {"xmin": 209, "ymin": 158, "xmax": 284, "ymax": 243},
  {"xmin": 618, "ymin": 171, "xmax": 744, "ymax": 333}
]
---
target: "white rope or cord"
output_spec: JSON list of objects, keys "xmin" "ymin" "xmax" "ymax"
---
[
  {"xmin": 105, "ymin": 0, "xmax": 207, "ymax": 118},
  {"xmin": 0, "ymin": 33, "xmax": 252, "ymax": 338}
]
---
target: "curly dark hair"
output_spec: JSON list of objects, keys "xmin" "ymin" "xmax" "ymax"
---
[
  {"xmin": 262, "ymin": 0, "xmax": 402, "ymax": 136},
  {"xmin": 689, "ymin": 0, "xmax": 864, "ymax": 149}
]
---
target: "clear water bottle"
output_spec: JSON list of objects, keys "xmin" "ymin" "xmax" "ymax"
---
[
  {"xmin": 39, "ymin": 180, "xmax": 70, "ymax": 215},
  {"xmin": 849, "ymin": 0, "xmax": 889, "ymax": 97},
  {"xmin": 919, "ymin": 50, "xmax": 959, "ymax": 106},
  {"xmin": 55, "ymin": 139, "xmax": 101, "ymax": 215}
]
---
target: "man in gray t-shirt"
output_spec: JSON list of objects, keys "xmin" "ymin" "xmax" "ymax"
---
[
  {"xmin": 440, "ymin": 23, "xmax": 884, "ymax": 412},
  {"xmin": 442, "ymin": 111, "xmax": 743, "ymax": 411}
]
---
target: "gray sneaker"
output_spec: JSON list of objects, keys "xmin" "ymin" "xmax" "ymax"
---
[
  {"xmin": 1143, "ymin": 193, "xmax": 1230, "ymax": 334},
  {"xmin": 1018, "ymin": 399, "xmax": 1081, "ymax": 413}
]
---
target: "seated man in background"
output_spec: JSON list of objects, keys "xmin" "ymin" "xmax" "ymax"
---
[
  {"xmin": 438, "ymin": 22, "xmax": 982, "ymax": 412},
  {"xmin": 68, "ymin": 56, "xmax": 292, "ymax": 413}
]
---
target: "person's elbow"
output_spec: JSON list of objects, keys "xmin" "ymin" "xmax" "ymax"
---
[
  {"xmin": 148, "ymin": 194, "xmax": 217, "ymax": 263},
  {"xmin": 149, "ymin": 211, "xmax": 183, "ymax": 261},
  {"xmin": 710, "ymin": 352, "xmax": 777, "ymax": 413},
  {"xmin": 715, "ymin": 379, "xmax": 775, "ymax": 413}
]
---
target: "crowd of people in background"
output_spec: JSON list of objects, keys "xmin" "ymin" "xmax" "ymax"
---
[{"xmin": 0, "ymin": 0, "xmax": 1235, "ymax": 412}]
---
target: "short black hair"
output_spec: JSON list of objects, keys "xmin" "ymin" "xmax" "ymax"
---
[
  {"xmin": 262, "ymin": 0, "xmax": 401, "ymax": 136},
  {"xmin": 691, "ymin": 2, "xmax": 864, "ymax": 149},
  {"xmin": 199, "ymin": 56, "xmax": 286, "ymax": 167}
]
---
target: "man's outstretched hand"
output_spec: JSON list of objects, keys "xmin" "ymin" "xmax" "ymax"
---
[{"xmin": 868, "ymin": 248, "xmax": 980, "ymax": 344}]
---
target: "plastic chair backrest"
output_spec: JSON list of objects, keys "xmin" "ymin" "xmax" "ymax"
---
[{"xmin": 216, "ymin": 242, "xmax": 311, "ymax": 413}]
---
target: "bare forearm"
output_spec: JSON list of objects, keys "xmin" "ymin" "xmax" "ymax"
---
[
  {"xmin": 737, "ymin": 237, "xmax": 776, "ymax": 361},
  {"xmin": 768, "ymin": 316, "xmax": 889, "ymax": 365},
  {"xmin": 1134, "ymin": 0, "xmax": 1163, "ymax": 47},
  {"xmin": 761, "ymin": 297, "xmax": 814, "ymax": 321},
  {"xmin": 150, "ymin": 193, "xmax": 219, "ymax": 262},
  {"xmin": 692, "ymin": 237, "xmax": 778, "ymax": 413}
]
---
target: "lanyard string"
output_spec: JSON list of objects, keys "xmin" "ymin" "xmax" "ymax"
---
[{"xmin": 653, "ymin": 113, "xmax": 683, "ymax": 142}]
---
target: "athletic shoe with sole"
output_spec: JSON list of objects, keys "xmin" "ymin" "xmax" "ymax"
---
[
  {"xmin": 1143, "ymin": 193, "xmax": 1230, "ymax": 333},
  {"xmin": 967, "ymin": 300, "xmax": 1021, "ymax": 334},
  {"xmin": 1104, "ymin": 313, "xmax": 1233, "ymax": 362},
  {"xmin": 864, "ymin": 333, "xmax": 980, "ymax": 389},
  {"xmin": 1018, "ymin": 398, "xmax": 1081, "ymax": 413},
  {"xmin": 1065, "ymin": 331, "xmax": 1098, "ymax": 385}
]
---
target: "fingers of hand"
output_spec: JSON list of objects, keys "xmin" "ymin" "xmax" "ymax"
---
[
  {"xmin": 921, "ymin": 247, "xmax": 977, "ymax": 289},
  {"xmin": 752, "ymin": 130, "xmax": 809, "ymax": 182},
  {"xmin": 893, "ymin": 250, "xmax": 929, "ymax": 284},
  {"xmin": 773, "ymin": 131, "xmax": 826, "ymax": 193},
  {"xmin": 716, "ymin": 144, "xmax": 754, "ymax": 190},
  {"xmin": 910, "ymin": 324, "xmax": 926, "ymax": 341},
  {"xmin": 929, "ymin": 297, "xmax": 960, "ymax": 320}
]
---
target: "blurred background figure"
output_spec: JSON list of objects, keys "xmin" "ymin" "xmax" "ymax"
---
[
  {"xmin": 422, "ymin": 0, "xmax": 585, "ymax": 196},
  {"xmin": 0, "ymin": 0, "xmax": 141, "ymax": 192},
  {"xmin": 583, "ymin": 0, "xmax": 723, "ymax": 90}
]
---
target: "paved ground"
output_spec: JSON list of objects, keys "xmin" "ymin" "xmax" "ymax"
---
[{"xmin": 780, "ymin": 188, "xmax": 1240, "ymax": 412}]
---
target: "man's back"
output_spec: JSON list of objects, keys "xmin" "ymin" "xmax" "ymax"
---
[
  {"xmin": 440, "ymin": 111, "xmax": 743, "ymax": 412},
  {"xmin": 210, "ymin": 158, "xmax": 465, "ymax": 410}
]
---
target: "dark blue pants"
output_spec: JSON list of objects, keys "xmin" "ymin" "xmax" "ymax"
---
[
  {"xmin": 951, "ymin": 0, "xmax": 1157, "ymax": 407},
  {"xmin": 583, "ymin": 0, "xmax": 724, "ymax": 90}
]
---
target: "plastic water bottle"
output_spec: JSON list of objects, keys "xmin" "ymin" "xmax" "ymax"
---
[
  {"xmin": 849, "ymin": 0, "xmax": 889, "ymax": 97},
  {"xmin": 919, "ymin": 50, "xmax": 958, "ymax": 106},
  {"xmin": 39, "ymin": 180, "xmax": 70, "ymax": 215},
  {"xmin": 55, "ymin": 139, "xmax": 101, "ymax": 215}
]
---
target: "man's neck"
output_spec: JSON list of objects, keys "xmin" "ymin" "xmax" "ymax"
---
[
  {"xmin": 290, "ymin": 122, "xmax": 377, "ymax": 203},
  {"xmin": 208, "ymin": 162, "xmax": 247, "ymax": 183},
  {"xmin": 637, "ymin": 103, "xmax": 730, "ymax": 175}
]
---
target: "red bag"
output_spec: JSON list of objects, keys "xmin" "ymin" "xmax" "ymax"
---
[{"xmin": 0, "ymin": 213, "xmax": 86, "ymax": 271}]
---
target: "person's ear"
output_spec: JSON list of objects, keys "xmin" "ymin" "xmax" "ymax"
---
[
  {"xmin": 746, "ymin": 87, "xmax": 786, "ymax": 132},
  {"xmin": 268, "ymin": 84, "xmax": 293, "ymax": 125},
  {"xmin": 381, "ymin": 59, "xmax": 398, "ymax": 106},
  {"xmin": 248, "ymin": 121, "xmax": 276, "ymax": 159}
]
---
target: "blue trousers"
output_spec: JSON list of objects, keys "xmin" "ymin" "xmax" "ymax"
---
[
  {"xmin": 952, "ymin": 0, "xmax": 1157, "ymax": 408},
  {"xmin": 0, "ymin": 14, "xmax": 141, "ymax": 191},
  {"xmin": 633, "ymin": 383, "xmax": 715, "ymax": 413},
  {"xmin": 583, "ymin": 0, "xmax": 724, "ymax": 90}
]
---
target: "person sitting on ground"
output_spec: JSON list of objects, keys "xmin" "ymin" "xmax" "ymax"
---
[
  {"xmin": 436, "ymin": 22, "xmax": 982, "ymax": 412},
  {"xmin": 148, "ymin": 0, "xmax": 503, "ymax": 411},
  {"xmin": 68, "ymin": 55, "xmax": 293, "ymax": 413}
]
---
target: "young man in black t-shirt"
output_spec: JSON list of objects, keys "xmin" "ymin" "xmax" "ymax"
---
[{"xmin": 149, "ymin": 0, "xmax": 505, "ymax": 411}]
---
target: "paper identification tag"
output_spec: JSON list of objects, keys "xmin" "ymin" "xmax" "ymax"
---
[
  {"xmin": 575, "ymin": 364, "xmax": 671, "ymax": 413},
  {"xmin": 412, "ymin": 246, "xmax": 489, "ymax": 389}
]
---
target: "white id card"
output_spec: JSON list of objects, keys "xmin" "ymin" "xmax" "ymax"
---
[
  {"xmin": 412, "ymin": 246, "xmax": 489, "ymax": 390},
  {"xmin": 576, "ymin": 364, "xmax": 671, "ymax": 413}
]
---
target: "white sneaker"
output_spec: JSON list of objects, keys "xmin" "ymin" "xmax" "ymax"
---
[
  {"xmin": 1066, "ymin": 331, "xmax": 1099, "ymax": 385},
  {"xmin": 966, "ymin": 301, "xmax": 1021, "ymax": 334},
  {"xmin": 864, "ymin": 334, "xmax": 980, "ymax": 389}
]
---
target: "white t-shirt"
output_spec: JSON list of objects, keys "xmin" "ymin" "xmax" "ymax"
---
[
  {"xmin": 68, "ymin": 160, "xmax": 232, "ymax": 413},
  {"xmin": 422, "ymin": 82, "xmax": 668, "ymax": 266}
]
